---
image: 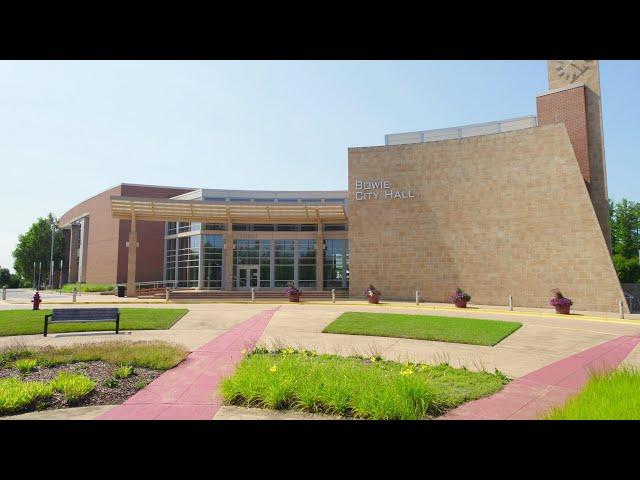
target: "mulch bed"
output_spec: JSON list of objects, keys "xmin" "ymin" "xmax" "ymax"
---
[{"xmin": 0, "ymin": 361, "xmax": 162, "ymax": 415}]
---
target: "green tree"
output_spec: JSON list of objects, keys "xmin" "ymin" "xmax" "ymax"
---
[
  {"xmin": 610, "ymin": 198, "xmax": 640, "ymax": 258},
  {"xmin": 12, "ymin": 214, "xmax": 64, "ymax": 288},
  {"xmin": 612, "ymin": 254, "xmax": 640, "ymax": 283}
]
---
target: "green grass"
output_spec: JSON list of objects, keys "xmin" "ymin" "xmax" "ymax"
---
[
  {"xmin": 114, "ymin": 365, "xmax": 134, "ymax": 379},
  {"xmin": 0, "ymin": 308, "xmax": 188, "ymax": 336},
  {"xmin": 51, "ymin": 372, "xmax": 95, "ymax": 404},
  {"xmin": 0, "ymin": 341, "xmax": 189, "ymax": 370},
  {"xmin": 0, "ymin": 378, "xmax": 54, "ymax": 415},
  {"xmin": 220, "ymin": 349, "xmax": 508, "ymax": 419},
  {"xmin": 544, "ymin": 368, "xmax": 640, "ymax": 420},
  {"xmin": 323, "ymin": 312, "xmax": 522, "ymax": 346},
  {"xmin": 61, "ymin": 283, "xmax": 115, "ymax": 293},
  {"xmin": 15, "ymin": 358, "xmax": 37, "ymax": 373}
]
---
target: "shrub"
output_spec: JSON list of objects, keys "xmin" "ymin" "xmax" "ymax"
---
[
  {"xmin": 613, "ymin": 254, "xmax": 640, "ymax": 283},
  {"xmin": 102, "ymin": 377, "xmax": 119, "ymax": 388},
  {"xmin": 15, "ymin": 358, "xmax": 37, "ymax": 373},
  {"xmin": 283, "ymin": 282, "xmax": 302, "ymax": 296},
  {"xmin": 61, "ymin": 283, "xmax": 115, "ymax": 293},
  {"xmin": 51, "ymin": 372, "xmax": 95, "ymax": 404},
  {"xmin": 449, "ymin": 287, "xmax": 471, "ymax": 303},
  {"xmin": 365, "ymin": 284, "xmax": 381, "ymax": 298},
  {"xmin": 0, "ymin": 378, "xmax": 53, "ymax": 415},
  {"xmin": 549, "ymin": 289, "xmax": 573, "ymax": 307},
  {"xmin": 114, "ymin": 365, "xmax": 134, "ymax": 379},
  {"xmin": 134, "ymin": 380, "xmax": 150, "ymax": 390}
]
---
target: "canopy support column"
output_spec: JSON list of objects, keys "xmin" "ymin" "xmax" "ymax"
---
[{"xmin": 126, "ymin": 211, "xmax": 137, "ymax": 297}]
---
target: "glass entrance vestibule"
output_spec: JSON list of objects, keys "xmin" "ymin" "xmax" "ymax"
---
[{"xmin": 163, "ymin": 222, "xmax": 348, "ymax": 290}]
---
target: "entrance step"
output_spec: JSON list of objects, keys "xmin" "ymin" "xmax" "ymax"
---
[{"xmin": 163, "ymin": 289, "xmax": 350, "ymax": 301}]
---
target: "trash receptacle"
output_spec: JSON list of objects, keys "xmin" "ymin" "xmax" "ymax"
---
[{"xmin": 117, "ymin": 285, "xmax": 126, "ymax": 298}]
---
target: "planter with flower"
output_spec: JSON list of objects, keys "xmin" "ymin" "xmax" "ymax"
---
[
  {"xmin": 365, "ymin": 285, "xmax": 382, "ymax": 304},
  {"xmin": 284, "ymin": 283, "xmax": 302, "ymax": 302},
  {"xmin": 550, "ymin": 289, "xmax": 572, "ymax": 314},
  {"xmin": 449, "ymin": 287, "xmax": 471, "ymax": 308}
]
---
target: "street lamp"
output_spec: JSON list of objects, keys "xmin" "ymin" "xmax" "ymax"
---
[{"xmin": 49, "ymin": 222, "xmax": 56, "ymax": 290}]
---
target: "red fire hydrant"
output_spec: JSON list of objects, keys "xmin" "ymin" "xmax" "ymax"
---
[{"xmin": 32, "ymin": 291, "xmax": 42, "ymax": 310}]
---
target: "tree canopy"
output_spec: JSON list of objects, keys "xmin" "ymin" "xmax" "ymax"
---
[
  {"xmin": 12, "ymin": 213, "xmax": 64, "ymax": 288},
  {"xmin": 609, "ymin": 198, "xmax": 640, "ymax": 283}
]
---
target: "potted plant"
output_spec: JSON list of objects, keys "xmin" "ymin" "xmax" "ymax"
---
[
  {"xmin": 365, "ymin": 284, "xmax": 381, "ymax": 304},
  {"xmin": 284, "ymin": 283, "xmax": 302, "ymax": 302},
  {"xmin": 550, "ymin": 289, "xmax": 572, "ymax": 314},
  {"xmin": 449, "ymin": 287, "xmax": 471, "ymax": 308}
]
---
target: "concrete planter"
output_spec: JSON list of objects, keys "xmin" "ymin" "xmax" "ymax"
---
[
  {"xmin": 288, "ymin": 293, "xmax": 300, "ymax": 302},
  {"xmin": 367, "ymin": 293, "xmax": 380, "ymax": 304},
  {"xmin": 554, "ymin": 304, "xmax": 571, "ymax": 314},
  {"xmin": 454, "ymin": 299, "xmax": 468, "ymax": 308}
]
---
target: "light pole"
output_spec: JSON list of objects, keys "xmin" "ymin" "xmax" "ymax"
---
[
  {"xmin": 59, "ymin": 259, "xmax": 63, "ymax": 290},
  {"xmin": 37, "ymin": 262, "xmax": 41, "ymax": 290},
  {"xmin": 49, "ymin": 222, "xmax": 56, "ymax": 290},
  {"xmin": 32, "ymin": 261, "xmax": 36, "ymax": 289}
]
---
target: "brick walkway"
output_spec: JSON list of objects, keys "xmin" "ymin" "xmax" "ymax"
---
[
  {"xmin": 441, "ymin": 335, "xmax": 640, "ymax": 420},
  {"xmin": 97, "ymin": 307, "xmax": 280, "ymax": 420}
]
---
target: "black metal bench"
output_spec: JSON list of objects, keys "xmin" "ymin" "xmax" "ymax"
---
[{"xmin": 44, "ymin": 308, "xmax": 120, "ymax": 337}]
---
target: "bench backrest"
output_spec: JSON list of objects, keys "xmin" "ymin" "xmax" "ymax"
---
[{"xmin": 51, "ymin": 308, "xmax": 119, "ymax": 321}]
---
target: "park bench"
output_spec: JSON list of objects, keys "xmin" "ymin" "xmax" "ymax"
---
[{"xmin": 44, "ymin": 308, "xmax": 120, "ymax": 337}]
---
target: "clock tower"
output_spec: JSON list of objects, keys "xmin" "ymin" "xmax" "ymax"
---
[{"xmin": 536, "ymin": 60, "xmax": 611, "ymax": 251}]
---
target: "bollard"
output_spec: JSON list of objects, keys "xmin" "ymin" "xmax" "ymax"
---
[
  {"xmin": 251, "ymin": 287, "xmax": 255, "ymax": 303},
  {"xmin": 415, "ymin": 289, "xmax": 420, "ymax": 306},
  {"xmin": 508, "ymin": 295, "xmax": 513, "ymax": 311},
  {"xmin": 165, "ymin": 288, "xmax": 170, "ymax": 301},
  {"xmin": 620, "ymin": 300, "xmax": 625, "ymax": 319},
  {"xmin": 72, "ymin": 287, "xmax": 77, "ymax": 303},
  {"xmin": 331, "ymin": 288, "xmax": 335, "ymax": 303},
  {"xmin": 2, "ymin": 287, "xmax": 6, "ymax": 301}
]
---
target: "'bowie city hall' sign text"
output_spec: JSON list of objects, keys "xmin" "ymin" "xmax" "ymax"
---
[{"xmin": 354, "ymin": 180, "xmax": 416, "ymax": 201}]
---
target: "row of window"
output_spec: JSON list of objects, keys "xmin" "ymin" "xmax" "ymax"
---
[
  {"xmin": 167, "ymin": 222, "xmax": 347, "ymax": 235},
  {"xmin": 164, "ymin": 236, "xmax": 349, "ymax": 289}
]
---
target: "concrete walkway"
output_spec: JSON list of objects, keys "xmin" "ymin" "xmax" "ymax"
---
[
  {"xmin": 441, "ymin": 334, "xmax": 640, "ymax": 420},
  {"xmin": 96, "ymin": 307, "xmax": 280, "ymax": 420}
]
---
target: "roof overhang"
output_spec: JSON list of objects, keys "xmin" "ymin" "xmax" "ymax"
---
[{"xmin": 111, "ymin": 196, "xmax": 347, "ymax": 223}]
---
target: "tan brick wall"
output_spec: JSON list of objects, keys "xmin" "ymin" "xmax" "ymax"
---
[
  {"xmin": 60, "ymin": 185, "xmax": 122, "ymax": 284},
  {"xmin": 60, "ymin": 184, "xmax": 193, "ymax": 285},
  {"xmin": 348, "ymin": 124, "xmax": 627, "ymax": 313}
]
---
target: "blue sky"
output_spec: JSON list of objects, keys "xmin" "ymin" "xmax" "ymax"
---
[{"xmin": 1, "ymin": 60, "xmax": 638, "ymax": 272}]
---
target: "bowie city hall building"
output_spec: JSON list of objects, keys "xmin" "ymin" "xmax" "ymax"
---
[{"xmin": 58, "ymin": 60, "xmax": 630, "ymax": 312}]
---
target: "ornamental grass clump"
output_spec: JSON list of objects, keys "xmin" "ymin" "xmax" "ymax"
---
[
  {"xmin": 15, "ymin": 358, "xmax": 37, "ymax": 374},
  {"xmin": 0, "ymin": 378, "xmax": 53, "ymax": 415},
  {"xmin": 51, "ymin": 372, "xmax": 95, "ymax": 404}
]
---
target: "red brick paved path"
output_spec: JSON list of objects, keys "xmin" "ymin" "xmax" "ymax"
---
[
  {"xmin": 441, "ymin": 335, "xmax": 640, "ymax": 420},
  {"xmin": 97, "ymin": 307, "xmax": 280, "ymax": 420}
]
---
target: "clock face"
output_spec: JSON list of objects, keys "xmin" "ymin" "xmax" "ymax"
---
[{"xmin": 552, "ymin": 60, "xmax": 594, "ymax": 83}]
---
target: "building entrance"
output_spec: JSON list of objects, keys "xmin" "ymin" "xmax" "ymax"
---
[{"xmin": 237, "ymin": 266, "xmax": 259, "ymax": 289}]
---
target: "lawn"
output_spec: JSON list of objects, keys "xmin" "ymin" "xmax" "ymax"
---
[
  {"xmin": 61, "ymin": 283, "xmax": 115, "ymax": 293},
  {"xmin": 220, "ymin": 348, "xmax": 509, "ymax": 420},
  {"xmin": 544, "ymin": 368, "xmax": 640, "ymax": 420},
  {"xmin": 322, "ymin": 312, "xmax": 522, "ymax": 346},
  {"xmin": 0, "ymin": 308, "xmax": 188, "ymax": 336}
]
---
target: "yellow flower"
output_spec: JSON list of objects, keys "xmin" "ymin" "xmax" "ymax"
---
[
  {"xmin": 240, "ymin": 349, "xmax": 247, "ymax": 355},
  {"xmin": 400, "ymin": 368, "xmax": 414, "ymax": 377},
  {"xmin": 270, "ymin": 365, "xmax": 277, "ymax": 373},
  {"xmin": 370, "ymin": 356, "xmax": 377, "ymax": 363}
]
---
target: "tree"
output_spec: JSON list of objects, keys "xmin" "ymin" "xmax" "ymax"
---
[
  {"xmin": 12, "ymin": 214, "xmax": 64, "ymax": 288},
  {"xmin": 0, "ymin": 267, "xmax": 21, "ymax": 288},
  {"xmin": 609, "ymin": 198, "xmax": 640, "ymax": 283}
]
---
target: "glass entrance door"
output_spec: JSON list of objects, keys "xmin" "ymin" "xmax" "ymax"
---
[{"xmin": 237, "ymin": 266, "xmax": 259, "ymax": 289}]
